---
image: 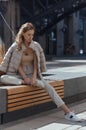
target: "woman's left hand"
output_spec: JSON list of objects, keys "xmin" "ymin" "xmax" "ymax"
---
[{"xmin": 31, "ymin": 77, "xmax": 36, "ymax": 86}]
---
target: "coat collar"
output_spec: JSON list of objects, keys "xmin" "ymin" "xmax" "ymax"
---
[{"xmin": 22, "ymin": 40, "xmax": 36, "ymax": 51}]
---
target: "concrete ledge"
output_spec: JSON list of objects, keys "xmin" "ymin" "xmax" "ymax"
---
[
  {"xmin": 0, "ymin": 89, "xmax": 7, "ymax": 114},
  {"xmin": 64, "ymin": 92, "xmax": 86, "ymax": 104},
  {"xmin": 64, "ymin": 76, "xmax": 86, "ymax": 97}
]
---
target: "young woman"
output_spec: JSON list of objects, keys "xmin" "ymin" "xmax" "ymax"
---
[{"xmin": 0, "ymin": 22, "xmax": 81, "ymax": 122}]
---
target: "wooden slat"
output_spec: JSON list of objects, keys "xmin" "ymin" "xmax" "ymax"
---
[
  {"xmin": 7, "ymin": 86, "xmax": 42, "ymax": 94},
  {"xmin": 33, "ymin": 98, "xmax": 52, "ymax": 105},
  {"xmin": 8, "ymin": 103, "xmax": 34, "ymax": 112},
  {"xmin": 54, "ymin": 86, "xmax": 64, "ymax": 89},
  {"xmin": 8, "ymin": 100, "xmax": 34, "ymax": 108},
  {"xmin": 56, "ymin": 88, "xmax": 64, "ymax": 91},
  {"xmin": 50, "ymin": 80, "xmax": 64, "ymax": 86}
]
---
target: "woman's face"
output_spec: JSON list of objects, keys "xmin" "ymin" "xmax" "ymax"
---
[{"xmin": 23, "ymin": 29, "xmax": 34, "ymax": 43}]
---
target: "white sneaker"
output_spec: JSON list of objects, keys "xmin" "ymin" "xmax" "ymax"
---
[{"xmin": 65, "ymin": 112, "xmax": 81, "ymax": 122}]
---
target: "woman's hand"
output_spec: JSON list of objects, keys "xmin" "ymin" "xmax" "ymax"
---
[
  {"xmin": 31, "ymin": 76, "xmax": 36, "ymax": 86},
  {"xmin": 24, "ymin": 77, "xmax": 32, "ymax": 85}
]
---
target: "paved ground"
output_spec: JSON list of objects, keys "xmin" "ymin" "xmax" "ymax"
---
[
  {"xmin": 0, "ymin": 99, "xmax": 86, "ymax": 130},
  {"xmin": 0, "ymin": 57, "xmax": 86, "ymax": 130},
  {"xmin": 43, "ymin": 65, "xmax": 86, "ymax": 80},
  {"xmin": 46, "ymin": 57, "xmax": 86, "ymax": 69},
  {"xmin": 44, "ymin": 58, "xmax": 86, "ymax": 80}
]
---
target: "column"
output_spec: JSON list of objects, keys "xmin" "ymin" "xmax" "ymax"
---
[{"xmin": 56, "ymin": 20, "xmax": 64, "ymax": 56}]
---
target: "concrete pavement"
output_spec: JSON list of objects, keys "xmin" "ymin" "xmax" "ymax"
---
[{"xmin": 0, "ymin": 99, "xmax": 86, "ymax": 130}]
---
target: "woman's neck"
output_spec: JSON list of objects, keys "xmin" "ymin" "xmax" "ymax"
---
[{"xmin": 24, "ymin": 41, "xmax": 31, "ymax": 48}]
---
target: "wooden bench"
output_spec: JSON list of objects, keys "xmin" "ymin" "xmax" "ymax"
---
[
  {"xmin": 0, "ymin": 80, "xmax": 64, "ymax": 112},
  {"xmin": 0, "ymin": 80, "xmax": 64, "ymax": 124},
  {"xmin": 0, "ymin": 57, "xmax": 64, "ymax": 123},
  {"xmin": 7, "ymin": 81, "xmax": 64, "ymax": 112}
]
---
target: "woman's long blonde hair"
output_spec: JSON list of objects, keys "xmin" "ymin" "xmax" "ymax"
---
[{"xmin": 15, "ymin": 22, "xmax": 35, "ymax": 50}]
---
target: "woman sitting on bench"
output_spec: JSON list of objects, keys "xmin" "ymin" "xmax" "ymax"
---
[{"xmin": 0, "ymin": 22, "xmax": 81, "ymax": 122}]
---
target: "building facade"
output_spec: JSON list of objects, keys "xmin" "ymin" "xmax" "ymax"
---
[{"xmin": 0, "ymin": 0, "xmax": 86, "ymax": 59}]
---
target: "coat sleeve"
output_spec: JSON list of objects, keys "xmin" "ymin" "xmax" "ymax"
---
[
  {"xmin": 37, "ymin": 43, "xmax": 47, "ymax": 72},
  {"xmin": 0, "ymin": 44, "xmax": 14, "ymax": 73}
]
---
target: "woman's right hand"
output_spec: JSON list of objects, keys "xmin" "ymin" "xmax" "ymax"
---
[{"xmin": 24, "ymin": 77, "xmax": 32, "ymax": 85}]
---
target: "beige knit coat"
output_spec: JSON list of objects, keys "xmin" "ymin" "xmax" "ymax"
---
[{"xmin": 0, "ymin": 41, "xmax": 47, "ymax": 78}]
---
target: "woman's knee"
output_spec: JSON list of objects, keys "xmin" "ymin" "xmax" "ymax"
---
[
  {"xmin": 36, "ymin": 79, "xmax": 45, "ymax": 88},
  {"xmin": 0, "ymin": 75, "xmax": 23, "ymax": 85}
]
